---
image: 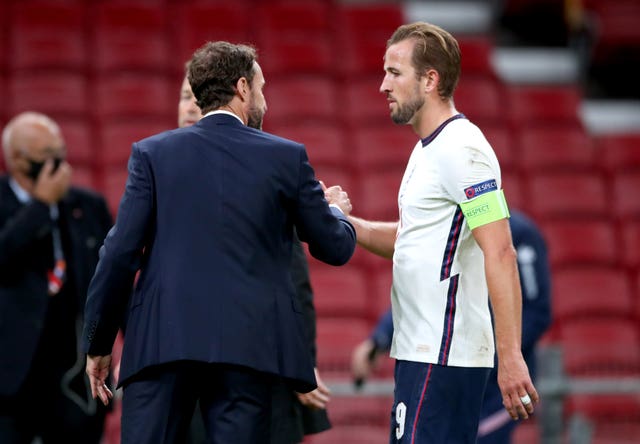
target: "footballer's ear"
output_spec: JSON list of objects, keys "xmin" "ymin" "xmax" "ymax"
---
[{"xmin": 424, "ymin": 69, "xmax": 439, "ymax": 94}]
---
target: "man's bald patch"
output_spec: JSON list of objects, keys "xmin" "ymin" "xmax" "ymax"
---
[{"xmin": 2, "ymin": 112, "xmax": 62, "ymax": 167}]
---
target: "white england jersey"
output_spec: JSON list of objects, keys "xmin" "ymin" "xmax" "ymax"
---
[{"xmin": 390, "ymin": 115, "xmax": 502, "ymax": 368}]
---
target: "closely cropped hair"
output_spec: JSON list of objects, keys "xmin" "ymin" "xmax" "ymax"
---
[
  {"xmin": 187, "ymin": 41, "xmax": 257, "ymax": 114},
  {"xmin": 388, "ymin": 22, "xmax": 461, "ymax": 99}
]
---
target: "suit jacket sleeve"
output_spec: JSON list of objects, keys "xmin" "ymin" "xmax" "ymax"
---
[
  {"xmin": 82, "ymin": 143, "xmax": 154, "ymax": 355},
  {"xmin": 292, "ymin": 149, "xmax": 356, "ymax": 266},
  {"xmin": 291, "ymin": 230, "xmax": 317, "ymax": 365}
]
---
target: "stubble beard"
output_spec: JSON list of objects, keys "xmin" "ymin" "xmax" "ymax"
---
[
  {"xmin": 391, "ymin": 95, "xmax": 425, "ymax": 125},
  {"xmin": 247, "ymin": 110, "xmax": 263, "ymax": 130}
]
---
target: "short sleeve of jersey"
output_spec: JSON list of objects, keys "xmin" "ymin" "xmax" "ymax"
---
[{"xmin": 438, "ymin": 144, "xmax": 501, "ymax": 205}]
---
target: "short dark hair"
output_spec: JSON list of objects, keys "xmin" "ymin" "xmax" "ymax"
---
[
  {"xmin": 187, "ymin": 41, "xmax": 257, "ymax": 114},
  {"xmin": 387, "ymin": 22, "xmax": 461, "ymax": 99}
]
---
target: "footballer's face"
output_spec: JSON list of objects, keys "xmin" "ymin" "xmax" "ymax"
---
[
  {"xmin": 178, "ymin": 76, "xmax": 202, "ymax": 128},
  {"xmin": 380, "ymin": 39, "xmax": 425, "ymax": 126}
]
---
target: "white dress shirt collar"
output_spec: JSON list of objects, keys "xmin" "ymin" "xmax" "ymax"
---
[{"xmin": 203, "ymin": 110, "xmax": 244, "ymax": 125}]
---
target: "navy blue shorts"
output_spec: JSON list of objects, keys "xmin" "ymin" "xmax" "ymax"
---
[{"xmin": 389, "ymin": 360, "xmax": 490, "ymax": 444}]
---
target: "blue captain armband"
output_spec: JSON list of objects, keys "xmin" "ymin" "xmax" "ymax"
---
[{"xmin": 459, "ymin": 189, "xmax": 510, "ymax": 230}]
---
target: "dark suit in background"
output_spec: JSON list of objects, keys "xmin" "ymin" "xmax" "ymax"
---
[{"xmin": 0, "ymin": 178, "xmax": 112, "ymax": 443}]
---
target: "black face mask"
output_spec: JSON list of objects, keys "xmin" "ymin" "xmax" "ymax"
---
[{"xmin": 26, "ymin": 157, "xmax": 62, "ymax": 181}]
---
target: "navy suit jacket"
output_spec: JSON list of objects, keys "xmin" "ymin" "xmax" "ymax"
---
[
  {"xmin": 82, "ymin": 114, "xmax": 356, "ymax": 392},
  {"xmin": 0, "ymin": 177, "xmax": 112, "ymax": 396}
]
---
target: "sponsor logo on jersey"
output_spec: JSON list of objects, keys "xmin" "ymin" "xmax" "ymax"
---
[{"xmin": 464, "ymin": 179, "xmax": 497, "ymax": 199}]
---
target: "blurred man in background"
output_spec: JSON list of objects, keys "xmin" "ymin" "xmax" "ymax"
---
[
  {"xmin": 177, "ymin": 65, "xmax": 332, "ymax": 444},
  {"xmin": 0, "ymin": 112, "xmax": 112, "ymax": 443},
  {"xmin": 352, "ymin": 210, "xmax": 552, "ymax": 443}
]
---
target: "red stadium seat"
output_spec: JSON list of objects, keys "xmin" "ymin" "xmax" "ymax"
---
[
  {"xmin": 255, "ymin": 1, "xmax": 332, "ymax": 76},
  {"xmin": 323, "ymin": 396, "xmax": 392, "ymax": 427},
  {"xmin": 266, "ymin": 77, "xmax": 336, "ymax": 126},
  {"xmin": 95, "ymin": 74, "xmax": 174, "ymax": 121},
  {"xmin": 457, "ymin": 35, "xmax": 496, "ymax": 77},
  {"xmin": 505, "ymin": 85, "xmax": 582, "ymax": 127},
  {"xmin": 0, "ymin": 73, "xmax": 7, "ymax": 124},
  {"xmin": 92, "ymin": 3, "xmax": 169, "ymax": 72},
  {"xmin": 58, "ymin": 119, "xmax": 94, "ymax": 166},
  {"xmin": 316, "ymin": 317, "xmax": 371, "ymax": 377},
  {"xmin": 311, "ymin": 266, "xmax": 369, "ymax": 318},
  {"xmin": 590, "ymin": 422, "xmax": 640, "ymax": 444},
  {"xmin": 344, "ymin": 76, "xmax": 389, "ymax": 126},
  {"xmin": 501, "ymin": 172, "xmax": 525, "ymax": 212},
  {"xmin": 620, "ymin": 221, "xmax": 640, "ymax": 270},
  {"xmin": 310, "ymin": 165, "xmax": 355, "ymax": 201},
  {"xmin": 518, "ymin": 126, "xmax": 596, "ymax": 172},
  {"xmin": 598, "ymin": 133, "xmax": 640, "ymax": 174},
  {"xmin": 9, "ymin": 1, "xmax": 87, "ymax": 71},
  {"xmin": 0, "ymin": 2, "xmax": 7, "ymax": 71},
  {"xmin": 307, "ymin": 424, "xmax": 390, "ymax": 444},
  {"xmin": 265, "ymin": 123, "xmax": 347, "ymax": 168},
  {"xmin": 552, "ymin": 268, "xmax": 633, "ymax": 321},
  {"xmin": 352, "ymin": 125, "xmax": 417, "ymax": 173},
  {"xmin": 455, "ymin": 76, "xmax": 503, "ymax": 125},
  {"xmin": 590, "ymin": 1, "xmax": 640, "ymax": 59},
  {"xmin": 335, "ymin": 3, "xmax": 405, "ymax": 75},
  {"xmin": 540, "ymin": 220, "xmax": 617, "ymax": 268},
  {"xmin": 370, "ymin": 264, "xmax": 392, "ymax": 322},
  {"xmin": 102, "ymin": 167, "xmax": 129, "ymax": 217},
  {"xmin": 71, "ymin": 164, "xmax": 96, "ymax": 190},
  {"xmin": 566, "ymin": 393, "xmax": 640, "ymax": 418},
  {"xmin": 173, "ymin": 2, "xmax": 252, "ymax": 68},
  {"xmin": 98, "ymin": 121, "xmax": 171, "ymax": 166},
  {"xmin": 358, "ymin": 170, "xmax": 404, "ymax": 221},
  {"xmin": 528, "ymin": 172, "xmax": 607, "ymax": 220},
  {"xmin": 483, "ymin": 125, "xmax": 517, "ymax": 173},
  {"xmin": 510, "ymin": 418, "xmax": 541, "ymax": 444},
  {"xmin": 636, "ymin": 274, "xmax": 640, "ymax": 323},
  {"xmin": 7, "ymin": 73, "xmax": 87, "ymax": 117},
  {"xmin": 558, "ymin": 318, "xmax": 640, "ymax": 376},
  {"xmin": 612, "ymin": 172, "xmax": 640, "ymax": 219}
]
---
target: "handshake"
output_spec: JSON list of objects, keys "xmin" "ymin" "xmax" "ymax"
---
[{"xmin": 321, "ymin": 181, "xmax": 352, "ymax": 216}]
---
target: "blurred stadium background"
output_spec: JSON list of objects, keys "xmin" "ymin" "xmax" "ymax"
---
[{"xmin": 1, "ymin": 0, "xmax": 639, "ymax": 443}]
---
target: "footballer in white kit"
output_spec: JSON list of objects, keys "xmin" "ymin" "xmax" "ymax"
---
[{"xmin": 390, "ymin": 114, "xmax": 506, "ymax": 368}]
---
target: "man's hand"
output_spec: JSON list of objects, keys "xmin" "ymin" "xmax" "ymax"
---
[
  {"xmin": 320, "ymin": 181, "xmax": 352, "ymax": 216},
  {"xmin": 296, "ymin": 368, "xmax": 331, "ymax": 410},
  {"xmin": 32, "ymin": 159, "xmax": 71, "ymax": 204},
  {"xmin": 86, "ymin": 354, "xmax": 114, "ymax": 406},
  {"xmin": 351, "ymin": 338, "xmax": 380, "ymax": 388}
]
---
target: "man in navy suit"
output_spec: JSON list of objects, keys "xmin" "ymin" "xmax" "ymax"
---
[
  {"xmin": 82, "ymin": 41, "xmax": 356, "ymax": 444},
  {"xmin": 177, "ymin": 72, "xmax": 332, "ymax": 443}
]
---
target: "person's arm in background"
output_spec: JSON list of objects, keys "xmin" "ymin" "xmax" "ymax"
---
[
  {"xmin": 510, "ymin": 212, "xmax": 552, "ymax": 362},
  {"xmin": 351, "ymin": 308, "xmax": 393, "ymax": 387},
  {"xmin": 291, "ymin": 229, "xmax": 331, "ymax": 410}
]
